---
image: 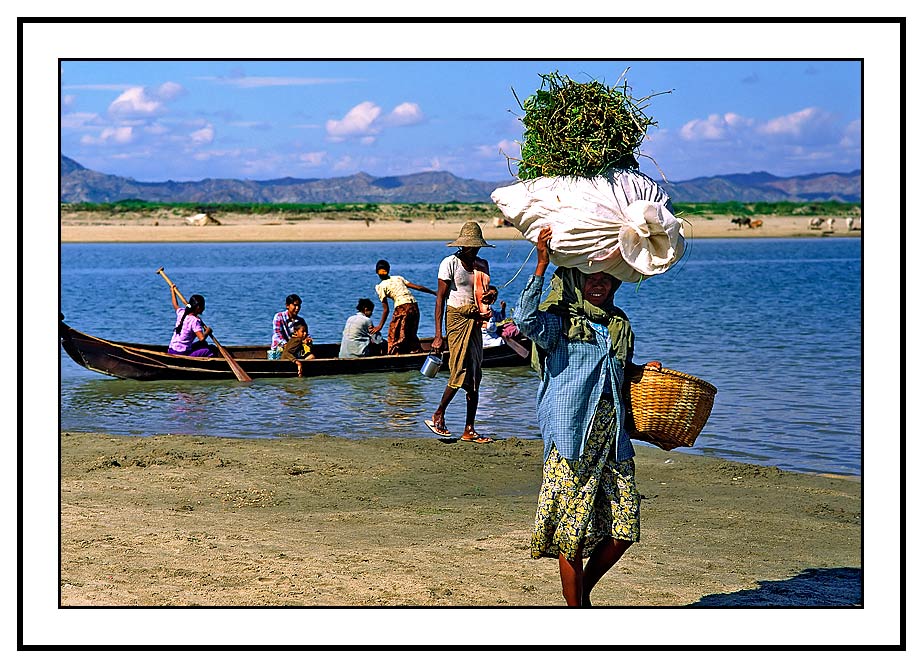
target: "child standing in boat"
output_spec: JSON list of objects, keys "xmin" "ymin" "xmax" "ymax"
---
[{"xmin": 372, "ymin": 259, "xmax": 436, "ymax": 354}]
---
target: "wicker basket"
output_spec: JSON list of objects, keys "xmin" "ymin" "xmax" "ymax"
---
[{"xmin": 624, "ymin": 365, "xmax": 717, "ymax": 451}]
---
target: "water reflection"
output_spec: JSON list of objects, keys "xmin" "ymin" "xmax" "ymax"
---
[
  {"xmin": 381, "ymin": 373, "xmax": 427, "ymax": 430},
  {"xmin": 60, "ymin": 239, "xmax": 861, "ymax": 475}
]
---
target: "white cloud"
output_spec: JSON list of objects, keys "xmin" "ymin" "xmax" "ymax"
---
[
  {"xmin": 333, "ymin": 155, "xmax": 359, "ymax": 172},
  {"xmin": 107, "ymin": 82, "xmax": 185, "ymax": 118},
  {"xmin": 476, "ymin": 139, "xmax": 520, "ymax": 159},
  {"xmin": 108, "ymin": 87, "xmax": 164, "ymax": 117},
  {"xmin": 190, "ymin": 125, "xmax": 215, "ymax": 145},
  {"xmin": 326, "ymin": 101, "xmax": 381, "ymax": 141},
  {"xmin": 497, "ymin": 139, "xmax": 519, "ymax": 157},
  {"xmin": 80, "ymin": 126, "xmax": 134, "ymax": 145},
  {"xmin": 657, "ymin": 106, "xmax": 859, "ymax": 179},
  {"xmin": 109, "ymin": 150, "xmax": 154, "ymax": 160},
  {"xmin": 298, "ymin": 152, "xmax": 326, "ymax": 166},
  {"xmin": 326, "ymin": 100, "xmax": 423, "ymax": 142},
  {"xmin": 840, "ymin": 119, "xmax": 861, "ymax": 149},
  {"xmin": 192, "ymin": 148, "xmax": 244, "ymax": 161},
  {"xmin": 384, "ymin": 102, "xmax": 424, "ymax": 127},
  {"xmin": 103, "ymin": 127, "xmax": 133, "ymax": 143},
  {"xmin": 156, "ymin": 81, "xmax": 185, "ymax": 101},
  {"xmin": 62, "ymin": 94, "xmax": 75, "ymax": 109},
  {"xmin": 680, "ymin": 113, "xmax": 752, "ymax": 141},
  {"xmin": 229, "ymin": 120, "xmax": 272, "ymax": 130},
  {"xmin": 758, "ymin": 107, "xmax": 838, "ymax": 142},
  {"xmin": 61, "ymin": 112, "xmax": 101, "ymax": 129},
  {"xmin": 144, "ymin": 123, "xmax": 170, "ymax": 136}
]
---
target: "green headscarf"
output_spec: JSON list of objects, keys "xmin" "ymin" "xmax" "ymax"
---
[{"xmin": 532, "ymin": 267, "xmax": 634, "ymax": 371}]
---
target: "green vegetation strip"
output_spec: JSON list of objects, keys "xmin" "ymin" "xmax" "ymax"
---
[
  {"xmin": 61, "ymin": 201, "xmax": 502, "ymax": 217},
  {"xmin": 61, "ymin": 201, "xmax": 861, "ymax": 218}
]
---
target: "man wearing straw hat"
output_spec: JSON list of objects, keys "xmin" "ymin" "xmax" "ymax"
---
[{"xmin": 424, "ymin": 221, "xmax": 495, "ymax": 443}]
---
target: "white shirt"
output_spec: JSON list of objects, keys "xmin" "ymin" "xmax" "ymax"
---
[
  {"xmin": 339, "ymin": 312, "xmax": 374, "ymax": 358},
  {"xmin": 438, "ymin": 254, "xmax": 476, "ymax": 308}
]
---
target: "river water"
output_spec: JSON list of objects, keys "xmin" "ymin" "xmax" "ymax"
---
[{"xmin": 59, "ymin": 237, "xmax": 861, "ymax": 476}]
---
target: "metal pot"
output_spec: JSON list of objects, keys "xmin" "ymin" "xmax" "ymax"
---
[{"xmin": 420, "ymin": 352, "xmax": 443, "ymax": 378}]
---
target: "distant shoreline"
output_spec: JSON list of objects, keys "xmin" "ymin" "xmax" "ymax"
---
[{"xmin": 61, "ymin": 212, "xmax": 862, "ymax": 243}]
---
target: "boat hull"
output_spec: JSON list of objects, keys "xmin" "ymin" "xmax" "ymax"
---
[{"xmin": 60, "ymin": 321, "xmax": 531, "ymax": 381}]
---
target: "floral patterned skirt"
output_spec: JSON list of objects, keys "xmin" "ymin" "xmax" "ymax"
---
[{"xmin": 531, "ymin": 395, "xmax": 641, "ymax": 561}]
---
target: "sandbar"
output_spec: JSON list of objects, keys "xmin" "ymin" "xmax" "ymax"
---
[
  {"xmin": 60, "ymin": 212, "xmax": 862, "ymax": 244},
  {"xmin": 60, "ymin": 431, "xmax": 860, "ymax": 607}
]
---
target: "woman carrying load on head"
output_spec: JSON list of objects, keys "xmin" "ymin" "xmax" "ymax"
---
[
  {"xmin": 514, "ymin": 226, "xmax": 661, "ymax": 607},
  {"xmin": 424, "ymin": 221, "xmax": 495, "ymax": 443},
  {"xmin": 167, "ymin": 287, "xmax": 215, "ymax": 357}
]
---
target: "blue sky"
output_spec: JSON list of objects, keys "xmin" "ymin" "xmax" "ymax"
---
[{"xmin": 61, "ymin": 59, "xmax": 861, "ymax": 184}]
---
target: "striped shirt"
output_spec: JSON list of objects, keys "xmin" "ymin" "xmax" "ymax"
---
[
  {"xmin": 514, "ymin": 274, "xmax": 635, "ymax": 462},
  {"xmin": 272, "ymin": 311, "xmax": 309, "ymax": 349}
]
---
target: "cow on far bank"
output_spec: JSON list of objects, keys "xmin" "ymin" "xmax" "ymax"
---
[
  {"xmin": 748, "ymin": 219, "xmax": 763, "ymax": 229},
  {"xmin": 731, "ymin": 216, "xmax": 751, "ymax": 228},
  {"xmin": 809, "ymin": 217, "xmax": 824, "ymax": 230}
]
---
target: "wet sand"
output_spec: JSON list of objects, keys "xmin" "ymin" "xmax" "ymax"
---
[
  {"xmin": 60, "ymin": 211, "xmax": 862, "ymax": 243},
  {"xmin": 60, "ymin": 431, "xmax": 860, "ymax": 607}
]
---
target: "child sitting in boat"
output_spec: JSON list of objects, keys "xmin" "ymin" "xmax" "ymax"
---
[
  {"xmin": 167, "ymin": 289, "xmax": 215, "ymax": 357},
  {"xmin": 280, "ymin": 320, "xmax": 315, "ymax": 376},
  {"xmin": 269, "ymin": 293, "xmax": 312, "ymax": 360},
  {"xmin": 480, "ymin": 285, "xmax": 507, "ymax": 348}
]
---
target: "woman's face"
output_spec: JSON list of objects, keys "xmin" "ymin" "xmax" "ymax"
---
[
  {"xmin": 583, "ymin": 272, "xmax": 615, "ymax": 307},
  {"xmin": 287, "ymin": 301, "xmax": 301, "ymax": 318}
]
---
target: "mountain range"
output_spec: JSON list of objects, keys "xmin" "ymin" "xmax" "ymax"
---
[{"xmin": 60, "ymin": 155, "xmax": 861, "ymax": 204}]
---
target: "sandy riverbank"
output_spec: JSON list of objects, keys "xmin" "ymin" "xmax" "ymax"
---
[
  {"xmin": 60, "ymin": 431, "xmax": 860, "ymax": 607},
  {"xmin": 60, "ymin": 211, "xmax": 862, "ymax": 243}
]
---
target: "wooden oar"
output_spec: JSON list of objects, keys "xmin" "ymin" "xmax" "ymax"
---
[{"xmin": 156, "ymin": 267, "xmax": 253, "ymax": 382}]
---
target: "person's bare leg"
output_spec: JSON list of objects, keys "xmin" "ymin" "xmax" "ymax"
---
[
  {"xmin": 581, "ymin": 538, "xmax": 632, "ymax": 607},
  {"xmin": 461, "ymin": 388, "xmax": 480, "ymax": 438},
  {"xmin": 558, "ymin": 553, "xmax": 583, "ymax": 607},
  {"xmin": 432, "ymin": 386, "xmax": 458, "ymax": 430}
]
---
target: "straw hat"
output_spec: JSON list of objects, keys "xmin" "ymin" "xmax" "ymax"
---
[{"xmin": 447, "ymin": 221, "xmax": 495, "ymax": 248}]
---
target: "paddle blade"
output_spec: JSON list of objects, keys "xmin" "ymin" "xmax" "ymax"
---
[{"xmin": 212, "ymin": 339, "xmax": 253, "ymax": 382}]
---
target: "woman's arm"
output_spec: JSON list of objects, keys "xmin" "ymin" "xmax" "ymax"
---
[
  {"xmin": 192, "ymin": 319, "xmax": 211, "ymax": 342},
  {"xmin": 513, "ymin": 227, "xmax": 561, "ymax": 351},
  {"xmin": 170, "ymin": 286, "xmax": 180, "ymax": 311}
]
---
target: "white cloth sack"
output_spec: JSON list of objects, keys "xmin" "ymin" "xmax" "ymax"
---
[{"xmin": 491, "ymin": 169, "xmax": 686, "ymax": 282}]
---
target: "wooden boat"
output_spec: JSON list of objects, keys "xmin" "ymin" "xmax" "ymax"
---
[{"xmin": 60, "ymin": 320, "xmax": 532, "ymax": 381}]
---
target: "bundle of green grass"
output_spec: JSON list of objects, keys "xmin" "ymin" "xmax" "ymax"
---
[{"xmin": 514, "ymin": 71, "xmax": 660, "ymax": 180}]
